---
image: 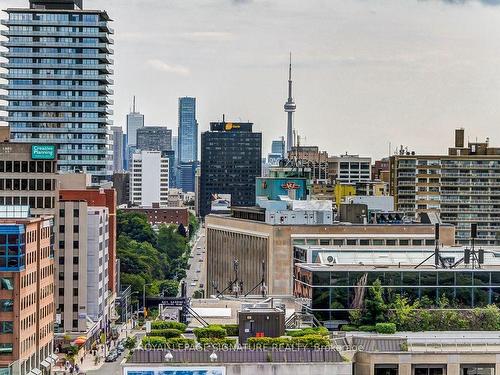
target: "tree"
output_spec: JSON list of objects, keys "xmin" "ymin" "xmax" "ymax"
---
[
  {"xmin": 155, "ymin": 280, "xmax": 179, "ymax": 297},
  {"xmin": 157, "ymin": 224, "xmax": 187, "ymax": 260},
  {"xmin": 178, "ymin": 223, "xmax": 187, "ymax": 238},
  {"xmin": 117, "ymin": 211, "xmax": 156, "ymax": 245},
  {"xmin": 362, "ymin": 279, "xmax": 388, "ymax": 325}
]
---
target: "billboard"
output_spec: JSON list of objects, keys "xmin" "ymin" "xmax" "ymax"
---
[
  {"xmin": 210, "ymin": 194, "xmax": 231, "ymax": 212},
  {"xmin": 31, "ymin": 144, "xmax": 56, "ymax": 160},
  {"xmin": 124, "ymin": 368, "xmax": 225, "ymax": 375}
]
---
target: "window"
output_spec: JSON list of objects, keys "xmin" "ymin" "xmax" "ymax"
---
[
  {"xmin": 461, "ymin": 365, "xmax": 494, "ymax": 375},
  {"xmin": 0, "ymin": 343, "xmax": 13, "ymax": 355},
  {"xmin": 0, "ymin": 278, "xmax": 13, "ymax": 290},
  {"xmin": 0, "ymin": 322, "xmax": 13, "ymax": 334},
  {"xmin": 0, "ymin": 300, "xmax": 13, "ymax": 312}
]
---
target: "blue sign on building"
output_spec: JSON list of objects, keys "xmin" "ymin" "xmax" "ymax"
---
[{"xmin": 256, "ymin": 177, "xmax": 308, "ymax": 200}]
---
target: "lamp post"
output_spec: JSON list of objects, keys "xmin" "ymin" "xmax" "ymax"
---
[{"xmin": 143, "ymin": 283, "xmax": 152, "ymax": 318}]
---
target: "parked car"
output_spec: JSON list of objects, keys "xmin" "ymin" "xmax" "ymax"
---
[
  {"xmin": 117, "ymin": 344, "xmax": 125, "ymax": 354},
  {"xmin": 190, "ymin": 282, "xmax": 196, "ymax": 287},
  {"xmin": 105, "ymin": 352, "xmax": 118, "ymax": 362}
]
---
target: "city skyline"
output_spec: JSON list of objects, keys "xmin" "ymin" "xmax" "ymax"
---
[{"xmin": 3, "ymin": 0, "xmax": 500, "ymax": 158}]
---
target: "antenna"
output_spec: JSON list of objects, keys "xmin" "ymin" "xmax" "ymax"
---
[{"xmin": 133, "ymin": 96, "xmax": 136, "ymax": 113}]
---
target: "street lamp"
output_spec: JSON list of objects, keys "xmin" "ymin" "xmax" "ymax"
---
[{"xmin": 143, "ymin": 283, "xmax": 152, "ymax": 317}]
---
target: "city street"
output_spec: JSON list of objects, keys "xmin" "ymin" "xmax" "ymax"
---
[{"xmin": 184, "ymin": 229, "xmax": 206, "ymax": 297}]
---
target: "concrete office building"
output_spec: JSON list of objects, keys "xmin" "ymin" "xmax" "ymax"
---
[
  {"xmin": 199, "ymin": 121, "xmax": 262, "ymax": 216},
  {"xmin": 205, "ymin": 213, "xmax": 455, "ymax": 296},
  {"xmin": 328, "ymin": 154, "xmax": 372, "ymax": 183},
  {"xmin": 130, "ymin": 150, "xmax": 169, "ymax": 207},
  {"xmin": 0, "ymin": 0, "xmax": 114, "ymax": 183},
  {"xmin": 56, "ymin": 199, "xmax": 110, "ymax": 335},
  {"xmin": 391, "ymin": 128, "xmax": 500, "ymax": 245},
  {"xmin": 0, "ymin": 207, "xmax": 55, "ymax": 375},
  {"xmin": 0, "ymin": 142, "xmax": 58, "ymax": 216},
  {"xmin": 111, "ymin": 126, "xmax": 123, "ymax": 172},
  {"xmin": 137, "ymin": 126, "xmax": 172, "ymax": 152}
]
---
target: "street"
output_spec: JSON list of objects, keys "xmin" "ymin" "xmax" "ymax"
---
[{"xmin": 184, "ymin": 228, "xmax": 206, "ymax": 297}]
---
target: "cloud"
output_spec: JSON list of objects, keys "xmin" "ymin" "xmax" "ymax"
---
[
  {"xmin": 433, "ymin": 0, "xmax": 500, "ymax": 5},
  {"xmin": 182, "ymin": 31, "xmax": 235, "ymax": 42},
  {"xmin": 146, "ymin": 59, "xmax": 190, "ymax": 76}
]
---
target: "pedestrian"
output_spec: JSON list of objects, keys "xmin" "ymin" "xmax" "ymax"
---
[{"xmin": 80, "ymin": 357, "xmax": 83, "ymax": 365}]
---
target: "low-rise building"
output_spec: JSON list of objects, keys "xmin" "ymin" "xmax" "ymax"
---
[
  {"xmin": 120, "ymin": 207, "xmax": 189, "ymax": 227},
  {"xmin": 0, "ymin": 206, "xmax": 55, "ymax": 375},
  {"xmin": 205, "ymin": 213, "xmax": 455, "ymax": 296},
  {"xmin": 294, "ymin": 246, "xmax": 500, "ymax": 325}
]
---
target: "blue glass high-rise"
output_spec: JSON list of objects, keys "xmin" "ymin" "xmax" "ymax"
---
[
  {"xmin": 0, "ymin": 0, "xmax": 114, "ymax": 183},
  {"xmin": 177, "ymin": 97, "xmax": 198, "ymax": 192}
]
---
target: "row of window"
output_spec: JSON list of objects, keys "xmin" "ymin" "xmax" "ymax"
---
[
  {"xmin": 10, "ymin": 47, "xmax": 100, "ymax": 54},
  {"xmin": 10, "ymin": 13, "xmax": 100, "ymax": 22},
  {"xmin": 0, "ymin": 179, "xmax": 56, "ymax": 192},
  {"xmin": 10, "ymin": 37, "xmax": 98, "ymax": 44},
  {"xmin": 292, "ymin": 238, "xmax": 436, "ymax": 247},
  {"xmin": 0, "ymin": 161, "xmax": 54, "ymax": 174},
  {"xmin": 0, "ymin": 196, "xmax": 55, "ymax": 209},
  {"xmin": 10, "ymin": 80, "xmax": 103, "ymax": 86},
  {"xmin": 9, "ymin": 26, "xmax": 99, "ymax": 33},
  {"xmin": 9, "ymin": 90, "xmax": 100, "ymax": 97}
]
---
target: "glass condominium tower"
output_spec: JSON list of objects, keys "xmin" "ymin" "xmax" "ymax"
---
[{"xmin": 0, "ymin": 0, "xmax": 114, "ymax": 183}]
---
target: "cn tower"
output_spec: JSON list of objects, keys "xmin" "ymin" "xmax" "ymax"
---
[{"xmin": 284, "ymin": 53, "xmax": 296, "ymax": 152}]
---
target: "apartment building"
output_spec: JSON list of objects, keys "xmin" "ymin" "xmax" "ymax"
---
[
  {"xmin": 391, "ymin": 128, "xmax": 500, "ymax": 245},
  {"xmin": 130, "ymin": 150, "xmax": 169, "ymax": 207},
  {"xmin": 0, "ymin": 207, "xmax": 55, "ymax": 375},
  {"xmin": 56, "ymin": 200, "xmax": 110, "ymax": 337}
]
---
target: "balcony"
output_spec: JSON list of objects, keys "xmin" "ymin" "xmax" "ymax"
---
[
  {"xmin": 1, "ymin": 51, "xmax": 113, "ymax": 61},
  {"xmin": 1, "ymin": 41, "xmax": 114, "ymax": 53},
  {"xmin": 1, "ymin": 19, "xmax": 113, "ymax": 32},
  {"xmin": 2, "ymin": 116, "xmax": 111, "ymax": 124},
  {"xmin": 3, "ymin": 105, "xmax": 112, "ymax": 114},
  {"xmin": 0, "ymin": 83, "xmax": 113, "ymax": 94}
]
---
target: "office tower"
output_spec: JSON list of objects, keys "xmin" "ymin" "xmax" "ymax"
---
[
  {"xmin": 178, "ymin": 98, "xmax": 197, "ymax": 192},
  {"xmin": 125, "ymin": 97, "xmax": 144, "ymax": 148},
  {"xmin": 178, "ymin": 97, "xmax": 198, "ymax": 163},
  {"xmin": 199, "ymin": 120, "xmax": 262, "ymax": 216},
  {"xmin": 0, "ymin": 143, "xmax": 58, "ymax": 216},
  {"xmin": 163, "ymin": 150, "xmax": 175, "ymax": 189},
  {"xmin": 56, "ymin": 199, "xmax": 110, "ymax": 333},
  {"xmin": 391, "ymin": 128, "xmax": 500, "ymax": 246},
  {"xmin": 0, "ymin": 207, "xmax": 55, "ymax": 375},
  {"xmin": 328, "ymin": 154, "xmax": 372, "ymax": 183},
  {"xmin": 129, "ymin": 150, "xmax": 169, "ymax": 207},
  {"xmin": 284, "ymin": 55, "xmax": 296, "ymax": 152},
  {"xmin": 111, "ymin": 126, "xmax": 124, "ymax": 172},
  {"xmin": 136, "ymin": 126, "xmax": 172, "ymax": 152},
  {"xmin": 1, "ymin": 0, "xmax": 114, "ymax": 183},
  {"xmin": 271, "ymin": 137, "xmax": 285, "ymax": 158},
  {"xmin": 178, "ymin": 162, "xmax": 198, "ymax": 193}
]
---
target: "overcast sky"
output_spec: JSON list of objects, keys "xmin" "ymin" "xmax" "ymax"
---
[{"xmin": 2, "ymin": 0, "xmax": 500, "ymax": 158}]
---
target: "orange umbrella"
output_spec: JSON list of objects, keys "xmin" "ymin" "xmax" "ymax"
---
[{"xmin": 74, "ymin": 338, "xmax": 87, "ymax": 346}]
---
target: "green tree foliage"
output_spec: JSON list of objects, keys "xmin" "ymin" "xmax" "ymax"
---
[
  {"xmin": 117, "ymin": 211, "xmax": 190, "ymax": 300},
  {"xmin": 117, "ymin": 211, "xmax": 156, "ymax": 244},
  {"xmin": 188, "ymin": 213, "xmax": 199, "ymax": 240},
  {"xmin": 362, "ymin": 279, "xmax": 388, "ymax": 324}
]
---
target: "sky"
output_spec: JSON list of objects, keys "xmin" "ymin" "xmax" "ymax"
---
[{"xmin": 2, "ymin": 0, "xmax": 500, "ymax": 158}]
